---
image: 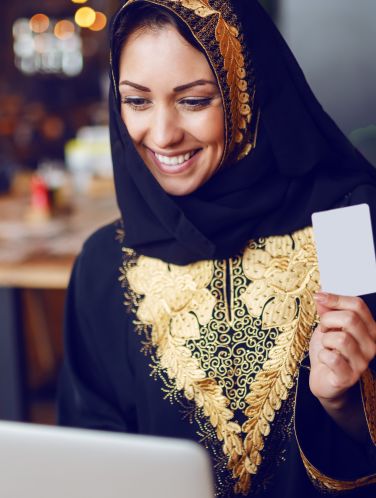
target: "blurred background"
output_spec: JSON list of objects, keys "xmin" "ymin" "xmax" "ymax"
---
[{"xmin": 0, "ymin": 0, "xmax": 375, "ymax": 426}]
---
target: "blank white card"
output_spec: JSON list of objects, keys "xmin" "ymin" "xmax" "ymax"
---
[{"xmin": 312, "ymin": 204, "xmax": 376, "ymax": 296}]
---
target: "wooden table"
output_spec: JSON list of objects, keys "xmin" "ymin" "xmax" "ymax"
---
[{"xmin": 0, "ymin": 180, "xmax": 119, "ymax": 421}]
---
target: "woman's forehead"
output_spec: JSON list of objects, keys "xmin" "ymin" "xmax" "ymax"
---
[{"xmin": 118, "ymin": 25, "xmax": 214, "ymax": 80}]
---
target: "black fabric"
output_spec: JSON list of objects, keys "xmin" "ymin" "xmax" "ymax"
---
[
  {"xmin": 58, "ymin": 227, "xmax": 138, "ymax": 433},
  {"xmin": 58, "ymin": 220, "xmax": 376, "ymax": 498},
  {"xmin": 109, "ymin": 0, "xmax": 376, "ymax": 265},
  {"xmin": 296, "ymin": 362, "xmax": 376, "ymax": 484}
]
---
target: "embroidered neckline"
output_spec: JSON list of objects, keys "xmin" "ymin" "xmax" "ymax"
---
[{"xmin": 120, "ymin": 226, "xmax": 320, "ymax": 495}]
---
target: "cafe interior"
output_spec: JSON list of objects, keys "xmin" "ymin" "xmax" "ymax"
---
[{"xmin": 0, "ymin": 0, "xmax": 375, "ymax": 426}]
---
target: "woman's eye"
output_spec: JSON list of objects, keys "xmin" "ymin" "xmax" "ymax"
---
[
  {"xmin": 180, "ymin": 97, "xmax": 213, "ymax": 109},
  {"xmin": 121, "ymin": 97, "xmax": 150, "ymax": 110}
]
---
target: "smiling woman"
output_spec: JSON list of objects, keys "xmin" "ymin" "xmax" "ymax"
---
[
  {"xmin": 118, "ymin": 23, "xmax": 224, "ymax": 196},
  {"xmin": 58, "ymin": 1, "xmax": 376, "ymax": 497}
]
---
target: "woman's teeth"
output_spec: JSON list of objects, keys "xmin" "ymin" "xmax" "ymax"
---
[{"xmin": 155, "ymin": 151, "xmax": 196, "ymax": 166}]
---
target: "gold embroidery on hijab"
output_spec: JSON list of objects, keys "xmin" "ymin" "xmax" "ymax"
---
[{"xmin": 170, "ymin": 0, "xmax": 253, "ymax": 158}]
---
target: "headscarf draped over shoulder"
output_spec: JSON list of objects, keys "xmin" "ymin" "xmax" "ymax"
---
[{"xmin": 109, "ymin": 0, "xmax": 376, "ymax": 264}]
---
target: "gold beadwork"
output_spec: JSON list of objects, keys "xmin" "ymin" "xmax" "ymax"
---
[
  {"xmin": 121, "ymin": 226, "xmax": 321, "ymax": 495},
  {"xmin": 168, "ymin": 0, "xmax": 254, "ymax": 159},
  {"xmin": 214, "ymin": 12, "xmax": 252, "ymax": 154}
]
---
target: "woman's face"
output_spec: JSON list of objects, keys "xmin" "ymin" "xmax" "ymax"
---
[{"xmin": 118, "ymin": 25, "xmax": 225, "ymax": 196}]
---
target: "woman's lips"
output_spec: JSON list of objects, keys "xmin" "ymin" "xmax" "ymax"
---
[{"xmin": 146, "ymin": 148, "xmax": 201, "ymax": 175}]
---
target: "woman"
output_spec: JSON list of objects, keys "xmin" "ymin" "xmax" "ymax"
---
[{"xmin": 59, "ymin": 1, "xmax": 376, "ymax": 496}]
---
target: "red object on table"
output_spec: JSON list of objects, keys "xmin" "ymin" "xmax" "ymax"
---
[{"xmin": 31, "ymin": 174, "xmax": 50, "ymax": 210}]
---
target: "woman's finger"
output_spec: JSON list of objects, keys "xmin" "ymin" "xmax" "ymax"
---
[
  {"xmin": 314, "ymin": 292, "xmax": 376, "ymax": 341},
  {"xmin": 319, "ymin": 309, "xmax": 376, "ymax": 361},
  {"xmin": 317, "ymin": 348, "xmax": 355, "ymax": 389},
  {"xmin": 321, "ymin": 331, "xmax": 369, "ymax": 374}
]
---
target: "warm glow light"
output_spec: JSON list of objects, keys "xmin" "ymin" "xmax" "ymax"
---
[
  {"xmin": 54, "ymin": 20, "xmax": 75, "ymax": 40},
  {"xmin": 29, "ymin": 13, "xmax": 50, "ymax": 34},
  {"xmin": 74, "ymin": 7, "xmax": 96, "ymax": 28},
  {"xmin": 71, "ymin": 0, "xmax": 88, "ymax": 3},
  {"xmin": 89, "ymin": 12, "xmax": 107, "ymax": 32},
  {"xmin": 34, "ymin": 34, "xmax": 53, "ymax": 55},
  {"xmin": 14, "ymin": 15, "xmax": 83, "ymax": 76}
]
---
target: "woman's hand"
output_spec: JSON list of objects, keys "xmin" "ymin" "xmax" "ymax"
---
[
  {"xmin": 308, "ymin": 292, "xmax": 376, "ymax": 442},
  {"xmin": 309, "ymin": 292, "xmax": 376, "ymax": 407}
]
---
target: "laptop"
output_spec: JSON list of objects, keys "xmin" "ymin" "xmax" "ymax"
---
[{"xmin": 0, "ymin": 421, "xmax": 215, "ymax": 498}]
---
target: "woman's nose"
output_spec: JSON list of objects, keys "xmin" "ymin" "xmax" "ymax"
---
[{"xmin": 149, "ymin": 106, "xmax": 184, "ymax": 149}]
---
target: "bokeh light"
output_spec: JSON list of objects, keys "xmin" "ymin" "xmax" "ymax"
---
[
  {"xmin": 33, "ymin": 34, "xmax": 48, "ymax": 54},
  {"xmin": 29, "ymin": 14, "xmax": 50, "ymax": 34},
  {"xmin": 89, "ymin": 12, "xmax": 107, "ymax": 32},
  {"xmin": 13, "ymin": 33, "xmax": 34, "ymax": 57},
  {"xmin": 74, "ymin": 7, "xmax": 96, "ymax": 28},
  {"xmin": 54, "ymin": 20, "xmax": 75, "ymax": 40},
  {"xmin": 71, "ymin": 0, "xmax": 88, "ymax": 3},
  {"xmin": 13, "ymin": 18, "xmax": 31, "ymax": 37},
  {"xmin": 13, "ymin": 15, "xmax": 84, "ymax": 77}
]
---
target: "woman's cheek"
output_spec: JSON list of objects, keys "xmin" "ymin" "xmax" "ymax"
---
[
  {"xmin": 120, "ymin": 105, "xmax": 128, "ymax": 123},
  {"xmin": 121, "ymin": 109, "xmax": 145, "ymax": 144},
  {"xmin": 196, "ymin": 107, "xmax": 225, "ymax": 144},
  {"xmin": 186, "ymin": 108, "xmax": 224, "ymax": 142}
]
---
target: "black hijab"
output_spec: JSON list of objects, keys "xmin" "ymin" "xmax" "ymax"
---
[{"xmin": 109, "ymin": 0, "xmax": 376, "ymax": 265}]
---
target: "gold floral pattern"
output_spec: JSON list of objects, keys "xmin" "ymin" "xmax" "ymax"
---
[
  {"xmin": 121, "ymin": 227, "xmax": 322, "ymax": 495},
  {"xmin": 127, "ymin": 257, "xmax": 215, "ymax": 344},
  {"xmin": 125, "ymin": 256, "xmax": 245, "ymax": 473},
  {"xmin": 234, "ymin": 229, "xmax": 320, "ymax": 492},
  {"xmin": 178, "ymin": 0, "xmax": 214, "ymax": 17}
]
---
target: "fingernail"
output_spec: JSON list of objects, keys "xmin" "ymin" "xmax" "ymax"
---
[{"xmin": 314, "ymin": 292, "xmax": 329, "ymax": 303}]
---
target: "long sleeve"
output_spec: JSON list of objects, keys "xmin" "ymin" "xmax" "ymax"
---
[
  {"xmin": 294, "ymin": 295, "xmax": 376, "ymax": 495},
  {"xmin": 57, "ymin": 223, "xmax": 138, "ymax": 433},
  {"xmin": 293, "ymin": 185, "xmax": 376, "ymax": 494},
  {"xmin": 295, "ymin": 358, "xmax": 376, "ymax": 494}
]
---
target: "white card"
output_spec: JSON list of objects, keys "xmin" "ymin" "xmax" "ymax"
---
[{"xmin": 312, "ymin": 204, "xmax": 376, "ymax": 296}]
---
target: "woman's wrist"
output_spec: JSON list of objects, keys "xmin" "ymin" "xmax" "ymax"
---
[
  {"xmin": 317, "ymin": 383, "xmax": 370, "ymax": 444},
  {"xmin": 317, "ymin": 385, "xmax": 355, "ymax": 412}
]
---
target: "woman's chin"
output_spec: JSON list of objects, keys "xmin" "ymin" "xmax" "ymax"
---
[{"xmin": 154, "ymin": 177, "xmax": 200, "ymax": 196}]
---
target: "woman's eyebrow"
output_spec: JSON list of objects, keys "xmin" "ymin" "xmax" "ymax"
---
[
  {"xmin": 173, "ymin": 79, "xmax": 218, "ymax": 92},
  {"xmin": 119, "ymin": 80, "xmax": 150, "ymax": 91},
  {"xmin": 118, "ymin": 79, "xmax": 217, "ymax": 92}
]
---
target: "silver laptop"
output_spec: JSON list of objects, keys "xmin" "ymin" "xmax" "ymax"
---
[{"xmin": 0, "ymin": 421, "xmax": 215, "ymax": 498}]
